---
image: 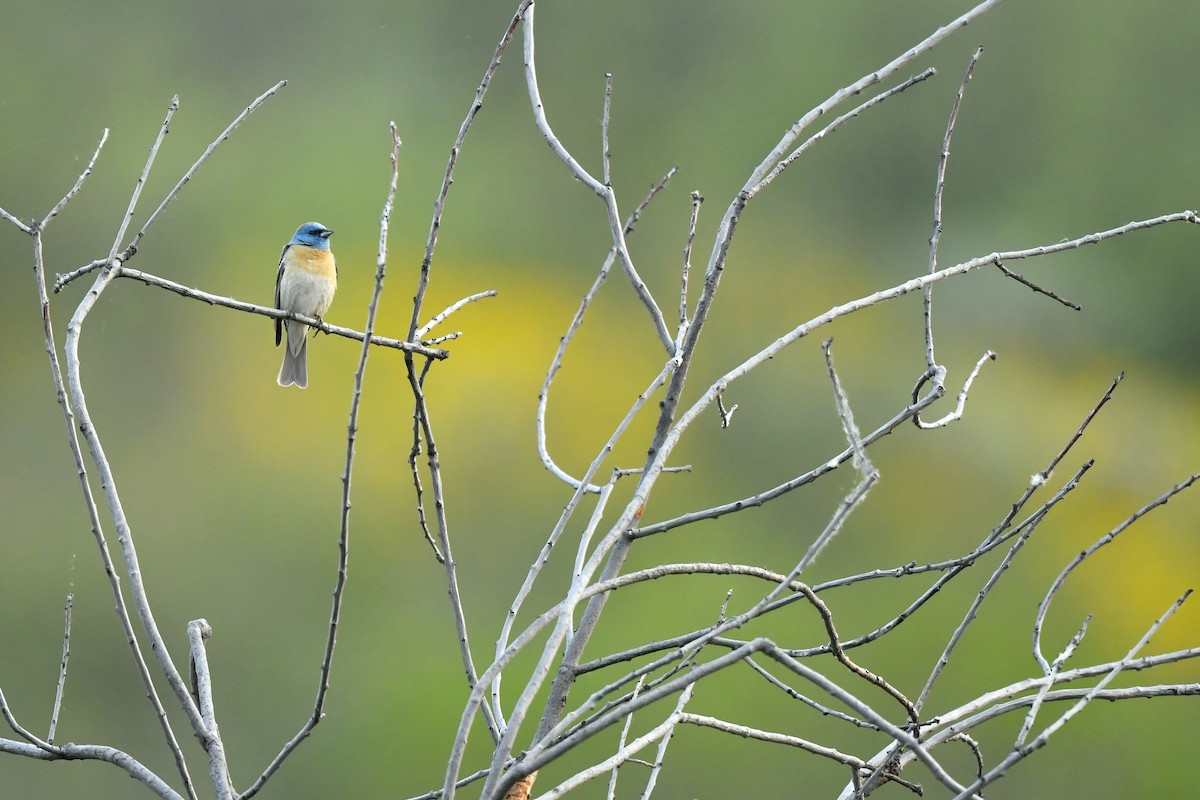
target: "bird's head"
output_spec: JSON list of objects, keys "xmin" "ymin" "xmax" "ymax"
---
[{"xmin": 291, "ymin": 222, "xmax": 334, "ymax": 249}]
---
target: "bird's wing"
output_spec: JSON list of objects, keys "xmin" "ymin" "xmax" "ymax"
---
[{"xmin": 274, "ymin": 243, "xmax": 290, "ymax": 347}]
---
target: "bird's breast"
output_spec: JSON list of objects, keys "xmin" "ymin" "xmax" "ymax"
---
[
  {"xmin": 287, "ymin": 245, "xmax": 337, "ymax": 280},
  {"xmin": 279, "ymin": 246, "xmax": 337, "ymax": 317}
]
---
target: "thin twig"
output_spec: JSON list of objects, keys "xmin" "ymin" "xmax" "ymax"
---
[
  {"xmin": 46, "ymin": 593, "xmax": 72, "ymax": 744},
  {"xmin": 109, "ymin": 95, "xmax": 178, "ymax": 260},
  {"xmin": 715, "ymin": 392, "xmax": 738, "ymax": 429},
  {"xmin": 402, "ymin": 4, "xmax": 530, "ymax": 759},
  {"xmin": 407, "ymin": 1, "xmax": 529, "ymax": 340},
  {"xmin": 416, "ymin": 290, "xmax": 498, "ymax": 340},
  {"xmin": 246, "ymin": 126, "xmax": 408, "ymax": 798},
  {"xmin": 62, "ymin": 94, "xmax": 200, "ymax": 798},
  {"xmin": 122, "ymin": 81, "xmax": 288, "ymax": 260},
  {"xmin": 43, "ymin": 129, "xmax": 109, "ymax": 229},
  {"xmin": 749, "ymin": 67, "xmax": 937, "ymax": 200},
  {"xmin": 407, "ymin": 358, "xmax": 445, "ymax": 562},
  {"xmin": 601, "ymin": 73, "xmax": 614, "ymax": 187},
  {"xmin": 111, "ymin": 267, "xmax": 448, "ymax": 359},
  {"xmin": 914, "ymin": 350, "xmax": 996, "ymax": 428},
  {"xmin": 679, "ymin": 191, "xmax": 702, "ymax": 343},
  {"xmin": 537, "ymin": 166, "xmax": 678, "ymax": 491},
  {"xmin": 408, "ymin": 350, "xmax": 502, "ymax": 751},
  {"xmin": 801, "ymin": 340, "xmax": 879, "ymax": 573},
  {"xmin": 1032, "ymin": 473, "xmax": 1200, "ymax": 673},
  {"xmin": 51, "ymin": 259, "xmax": 107, "ymax": 292},
  {"xmin": 956, "ymin": 591, "xmax": 1192, "ymax": 798},
  {"xmin": 992, "ymin": 256, "xmax": 1081, "ymax": 309},
  {"xmin": 634, "ymin": 385, "xmax": 944, "ymax": 538},
  {"xmin": 678, "ymin": 714, "xmax": 869, "ymax": 771},
  {"xmin": 925, "ymin": 47, "xmax": 983, "ymax": 371},
  {"xmin": 982, "ymin": 373, "xmax": 1123, "ymax": 548},
  {"xmin": 0, "ymin": 686, "xmax": 185, "ymax": 800},
  {"xmin": 915, "ymin": 500, "xmax": 1042, "ymax": 710},
  {"xmin": 605, "ymin": 675, "xmax": 644, "ymax": 800},
  {"xmin": 1015, "ymin": 616, "xmax": 1089, "ymax": 747},
  {"xmin": 522, "ymin": 4, "xmax": 674, "ymax": 351}
]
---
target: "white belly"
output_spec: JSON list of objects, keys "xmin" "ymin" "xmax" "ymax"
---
[{"xmin": 279, "ymin": 267, "xmax": 335, "ymax": 318}]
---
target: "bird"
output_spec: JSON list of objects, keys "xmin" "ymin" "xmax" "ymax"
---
[{"xmin": 275, "ymin": 222, "xmax": 337, "ymax": 388}]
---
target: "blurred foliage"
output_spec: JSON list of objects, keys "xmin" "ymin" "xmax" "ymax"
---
[{"xmin": 2, "ymin": 1, "xmax": 1198, "ymax": 798}]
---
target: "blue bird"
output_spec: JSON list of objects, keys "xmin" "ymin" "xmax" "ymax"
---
[{"xmin": 275, "ymin": 222, "xmax": 337, "ymax": 388}]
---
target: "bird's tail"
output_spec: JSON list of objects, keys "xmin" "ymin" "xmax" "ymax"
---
[{"xmin": 277, "ymin": 322, "xmax": 309, "ymax": 388}]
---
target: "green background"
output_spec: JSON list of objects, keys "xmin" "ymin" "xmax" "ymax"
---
[{"xmin": 1, "ymin": 1, "xmax": 1198, "ymax": 797}]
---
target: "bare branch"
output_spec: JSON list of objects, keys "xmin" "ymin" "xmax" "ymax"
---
[
  {"xmin": 111, "ymin": 266, "xmax": 449, "ymax": 359},
  {"xmin": 679, "ymin": 191, "xmax": 702, "ymax": 337},
  {"xmin": 749, "ymin": 67, "xmax": 937, "ymax": 200},
  {"xmin": 0, "ymin": 205, "xmax": 31, "ymax": 232},
  {"xmin": 59, "ymin": 94, "xmax": 202, "ymax": 798},
  {"xmin": 46, "ymin": 594, "xmax": 72, "ymax": 744},
  {"xmin": 956, "ymin": 591, "xmax": 1192, "ymax": 798},
  {"xmin": 186, "ymin": 620, "xmax": 232, "ymax": 800},
  {"xmin": 679, "ymin": 713, "xmax": 869, "ymax": 770},
  {"xmin": 924, "ymin": 47, "xmax": 983, "ymax": 370},
  {"xmin": 1033, "ymin": 473, "xmax": 1200, "ymax": 673},
  {"xmin": 522, "ymin": 4, "xmax": 674, "ymax": 351},
  {"xmin": 408, "ymin": 0, "xmax": 530, "ymax": 340},
  {"xmin": 108, "ymin": 95, "xmax": 177, "ymax": 259},
  {"xmin": 537, "ymin": 167, "xmax": 678, "ymax": 492},
  {"xmin": 416, "ymin": 290, "xmax": 498, "ymax": 341},
  {"xmin": 912, "ymin": 349, "xmax": 997, "ymax": 429},
  {"xmin": 42, "ymin": 128, "xmax": 110, "ymax": 229},
  {"xmin": 123, "ymin": 81, "xmax": 287, "ymax": 260},
  {"xmin": 992, "ymin": 256, "xmax": 1082, "ymax": 310},
  {"xmin": 604, "ymin": 675, "xmax": 645, "ymax": 800}
]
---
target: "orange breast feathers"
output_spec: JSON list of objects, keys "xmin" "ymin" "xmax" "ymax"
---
[{"xmin": 287, "ymin": 244, "xmax": 338, "ymax": 281}]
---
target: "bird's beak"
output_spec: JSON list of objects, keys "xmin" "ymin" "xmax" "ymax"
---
[{"xmin": 321, "ymin": 229, "xmax": 334, "ymax": 238}]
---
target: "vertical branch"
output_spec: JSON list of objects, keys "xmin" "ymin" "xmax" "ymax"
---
[
  {"xmin": 41, "ymin": 129, "xmax": 109, "ymax": 229},
  {"xmin": 408, "ymin": 0, "xmax": 532, "ymax": 340},
  {"xmin": 8, "ymin": 127, "xmax": 198, "ymax": 797},
  {"xmin": 483, "ymin": 364, "xmax": 677, "ymax": 798},
  {"xmin": 601, "ymin": 73, "xmax": 613, "ymax": 187},
  {"xmin": 793, "ymin": 340, "xmax": 879, "ymax": 574},
  {"xmin": 678, "ymin": 191, "xmax": 702, "ymax": 344},
  {"xmin": 492, "ymin": 480, "xmax": 615, "ymax": 728},
  {"xmin": 60, "ymin": 99, "xmax": 201, "ymax": 797},
  {"xmin": 123, "ymin": 81, "xmax": 288, "ymax": 259},
  {"xmin": 186, "ymin": 620, "xmax": 232, "ymax": 800},
  {"xmin": 406, "ymin": 357, "xmax": 445, "ymax": 561},
  {"xmin": 401, "ymin": 2, "xmax": 534, "ymax": 751},
  {"xmin": 536, "ymin": 167, "xmax": 677, "ymax": 491},
  {"xmin": 1031, "ymin": 473, "xmax": 1200, "ymax": 673},
  {"xmin": 109, "ymin": 97, "xmax": 179, "ymax": 259},
  {"xmin": 406, "ymin": 357, "xmax": 502, "ymax": 744},
  {"xmin": 924, "ymin": 47, "xmax": 982, "ymax": 371},
  {"xmin": 521, "ymin": 4, "xmax": 674, "ymax": 351},
  {"xmin": 604, "ymin": 675, "xmax": 645, "ymax": 800},
  {"xmin": 242, "ymin": 125, "xmax": 406, "ymax": 799},
  {"xmin": 46, "ymin": 594, "xmax": 72, "ymax": 744}
]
